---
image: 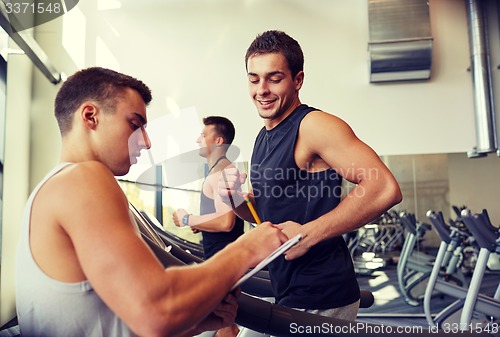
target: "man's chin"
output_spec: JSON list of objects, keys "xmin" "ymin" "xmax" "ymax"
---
[
  {"xmin": 258, "ymin": 111, "xmax": 276, "ymax": 120},
  {"xmin": 114, "ymin": 161, "xmax": 132, "ymax": 177}
]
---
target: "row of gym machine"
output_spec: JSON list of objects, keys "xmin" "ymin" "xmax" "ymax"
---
[{"xmin": 346, "ymin": 206, "xmax": 500, "ymax": 331}]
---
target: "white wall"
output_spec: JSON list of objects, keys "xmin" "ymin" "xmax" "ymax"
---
[
  {"xmin": 0, "ymin": 55, "xmax": 32, "ymax": 324},
  {"xmin": 31, "ymin": 0, "xmax": 497, "ymax": 170},
  {"xmin": 449, "ymin": 153, "xmax": 500, "ymax": 225}
]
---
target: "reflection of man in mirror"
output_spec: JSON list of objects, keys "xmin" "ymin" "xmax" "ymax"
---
[
  {"xmin": 173, "ymin": 116, "xmax": 244, "ymax": 260},
  {"xmin": 173, "ymin": 116, "xmax": 244, "ymax": 337}
]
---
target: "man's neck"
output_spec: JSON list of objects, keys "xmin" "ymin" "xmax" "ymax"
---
[
  {"xmin": 207, "ymin": 149, "xmax": 227, "ymax": 168},
  {"xmin": 264, "ymin": 98, "xmax": 302, "ymax": 130},
  {"xmin": 60, "ymin": 135, "xmax": 92, "ymax": 163}
]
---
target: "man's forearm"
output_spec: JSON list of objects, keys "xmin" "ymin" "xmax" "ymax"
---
[
  {"xmin": 189, "ymin": 212, "xmax": 234, "ymax": 232},
  {"xmin": 303, "ymin": 178, "xmax": 401, "ymax": 246}
]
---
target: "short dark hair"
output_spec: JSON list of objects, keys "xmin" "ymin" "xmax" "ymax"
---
[
  {"xmin": 245, "ymin": 30, "xmax": 304, "ymax": 79},
  {"xmin": 202, "ymin": 116, "xmax": 236, "ymax": 145},
  {"xmin": 54, "ymin": 67, "xmax": 152, "ymax": 135}
]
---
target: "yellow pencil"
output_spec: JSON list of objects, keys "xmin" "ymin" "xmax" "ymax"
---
[
  {"xmin": 244, "ymin": 196, "xmax": 262, "ymax": 225},
  {"xmin": 221, "ymin": 170, "xmax": 261, "ymax": 224}
]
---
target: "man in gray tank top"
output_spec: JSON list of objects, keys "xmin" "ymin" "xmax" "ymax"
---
[{"xmin": 15, "ymin": 67, "xmax": 287, "ymax": 337}]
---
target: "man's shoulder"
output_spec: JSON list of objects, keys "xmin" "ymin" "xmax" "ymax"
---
[
  {"xmin": 59, "ymin": 161, "xmax": 114, "ymax": 179},
  {"xmin": 300, "ymin": 110, "xmax": 344, "ymax": 129},
  {"xmin": 303, "ymin": 108, "xmax": 335, "ymax": 118},
  {"xmin": 36, "ymin": 161, "xmax": 126, "ymax": 219},
  {"xmin": 298, "ymin": 110, "xmax": 355, "ymax": 146},
  {"xmin": 44, "ymin": 161, "xmax": 117, "ymax": 195}
]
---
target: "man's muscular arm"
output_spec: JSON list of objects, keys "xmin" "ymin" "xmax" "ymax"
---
[
  {"xmin": 48, "ymin": 161, "xmax": 287, "ymax": 337},
  {"xmin": 278, "ymin": 111, "xmax": 402, "ymax": 260}
]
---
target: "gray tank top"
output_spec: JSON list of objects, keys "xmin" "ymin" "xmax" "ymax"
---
[{"xmin": 15, "ymin": 163, "xmax": 138, "ymax": 337}]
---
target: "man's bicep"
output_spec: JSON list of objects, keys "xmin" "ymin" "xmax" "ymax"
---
[
  {"xmin": 339, "ymin": 141, "xmax": 386, "ymax": 184},
  {"xmin": 58, "ymin": 167, "xmax": 164, "ymax": 306},
  {"xmin": 66, "ymin": 198, "xmax": 165, "ymax": 322}
]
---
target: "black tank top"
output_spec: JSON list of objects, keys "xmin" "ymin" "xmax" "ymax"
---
[
  {"xmin": 199, "ymin": 161, "xmax": 244, "ymax": 259},
  {"xmin": 250, "ymin": 104, "xmax": 360, "ymax": 309}
]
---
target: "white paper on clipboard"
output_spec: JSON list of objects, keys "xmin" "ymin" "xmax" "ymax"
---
[{"xmin": 231, "ymin": 233, "xmax": 302, "ymax": 290}]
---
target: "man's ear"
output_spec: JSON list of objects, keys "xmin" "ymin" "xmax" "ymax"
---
[
  {"xmin": 294, "ymin": 71, "xmax": 304, "ymax": 91},
  {"xmin": 81, "ymin": 103, "xmax": 98, "ymax": 130},
  {"xmin": 215, "ymin": 136, "xmax": 225, "ymax": 146}
]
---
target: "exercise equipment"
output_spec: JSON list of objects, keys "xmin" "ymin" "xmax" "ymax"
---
[
  {"xmin": 347, "ymin": 211, "xmax": 404, "ymax": 276},
  {"xmin": 424, "ymin": 210, "xmax": 472, "ymax": 326},
  {"xmin": 450, "ymin": 205, "xmax": 480, "ymax": 276},
  {"xmin": 140, "ymin": 210, "xmax": 205, "ymax": 258},
  {"xmin": 459, "ymin": 209, "xmax": 500, "ymax": 331},
  {"xmin": 424, "ymin": 208, "xmax": 499, "ymax": 333},
  {"xmin": 397, "ymin": 212, "xmax": 436, "ymax": 306}
]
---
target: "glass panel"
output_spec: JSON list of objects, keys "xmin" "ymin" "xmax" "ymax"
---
[
  {"xmin": 161, "ymin": 187, "xmax": 202, "ymax": 245},
  {"xmin": 356, "ymin": 154, "xmax": 451, "ymax": 318}
]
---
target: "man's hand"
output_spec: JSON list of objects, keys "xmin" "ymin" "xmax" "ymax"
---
[
  {"xmin": 218, "ymin": 167, "xmax": 246, "ymax": 208},
  {"xmin": 234, "ymin": 222, "xmax": 288, "ymax": 267},
  {"xmin": 275, "ymin": 221, "xmax": 310, "ymax": 260},
  {"xmin": 215, "ymin": 325, "xmax": 239, "ymax": 337},
  {"xmin": 190, "ymin": 290, "xmax": 240, "ymax": 334},
  {"xmin": 172, "ymin": 208, "xmax": 188, "ymax": 227}
]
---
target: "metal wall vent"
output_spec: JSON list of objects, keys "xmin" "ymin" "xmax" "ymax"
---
[{"xmin": 368, "ymin": 0, "xmax": 433, "ymax": 83}]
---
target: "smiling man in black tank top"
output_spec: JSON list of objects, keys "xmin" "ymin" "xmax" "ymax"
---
[{"xmin": 219, "ymin": 30, "xmax": 403, "ymax": 321}]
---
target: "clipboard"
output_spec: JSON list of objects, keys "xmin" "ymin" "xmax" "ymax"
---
[{"xmin": 231, "ymin": 233, "xmax": 302, "ymax": 290}]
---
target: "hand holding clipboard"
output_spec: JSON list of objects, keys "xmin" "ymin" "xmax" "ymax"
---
[{"xmin": 231, "ymin": 233, "xmax": 302, "ymax": 290}]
